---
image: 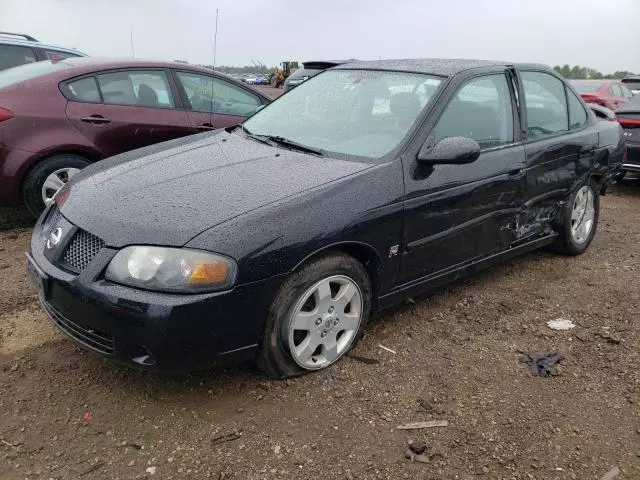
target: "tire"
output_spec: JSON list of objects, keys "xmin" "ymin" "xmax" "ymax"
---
[
  {"xmin": 552, "ymin": 179, "xmax": 600, "ymax": 255},
  {"xmin": 257, "ymin": 252, "xmax": 372, "ymax": 379},
  {"xmin": 22, "ymin": 154, "xmax": 91, "ymax": 218}
]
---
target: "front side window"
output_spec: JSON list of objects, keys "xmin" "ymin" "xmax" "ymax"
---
[
  {"xmin": 521, "ymin": 71, "xmax": 569, "ymax": 139},
  {"xmin": 0, "ymin": 44, "xmax": 36, "ymax": 71},
  {"xmin": 176, "ymin": 71, "xmax": 261, "ymax": 117},
  {"xmin": 96, "ymin": 70, "xmax": 174, "ymax": 108},
  {"xmin": 432, "ymin": 74, "xmax": 514, "ymax": 149},
  {"xmin": 567, "ymin": 88, "xmax": 588, "ymax": 130},
  {"xmin": 244, "ymin": 69, "xmax": 442, "ymax": 159}
]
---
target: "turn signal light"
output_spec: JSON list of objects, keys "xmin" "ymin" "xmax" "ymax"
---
[
  {"xmin": 188, "ymin": 261, "xmax": 230, "ymax": 285},
  {"xmin": 0, "ymin": 107, "xmax": 14, "ymax": 122}
]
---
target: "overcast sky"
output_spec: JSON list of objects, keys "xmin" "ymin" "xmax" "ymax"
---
[{"xmin": 2, "ymin": 0, "xmax": 639, "ymax": 73}]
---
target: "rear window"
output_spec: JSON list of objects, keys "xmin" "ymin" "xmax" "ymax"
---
[
  {"xmin": 0, "ymin": 60, "xmax": 70, "ymax": 88},
  {"xmin": 287, "ymin": 68, "xmax": 322, "ymax": 81},
  {"xmin": 572, "ymin": 81, "xmax": 602, "ymax": 93},
  {"xmin": 621, "ymin": 79, "xmax": 640, "ymax": 91}
]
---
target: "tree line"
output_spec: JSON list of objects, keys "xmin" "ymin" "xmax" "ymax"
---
[{"xmin": 553, "ymin": 65, "xmax": 636, "ymax": 80}]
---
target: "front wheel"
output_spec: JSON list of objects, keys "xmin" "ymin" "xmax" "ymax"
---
[
  {"xmin": 553, "ymin": 179, "xmax": 600, "ymax": 255},
  {"xmin": 258, "ymin": 252, "xmax": 372, "ymax": 379}
]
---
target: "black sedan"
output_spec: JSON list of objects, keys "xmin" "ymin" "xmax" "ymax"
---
[{"xmin": 28, "ymin": 59, "xmax": 624, "ymax": 378}]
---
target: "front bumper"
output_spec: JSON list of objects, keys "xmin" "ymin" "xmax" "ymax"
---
[{"xmin": 28, "ymin": 209, "xmax": 283, "ymax": 371}]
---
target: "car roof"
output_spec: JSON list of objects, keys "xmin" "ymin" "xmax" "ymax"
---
[
  {"xmin": 336, "ymin": 58, "xmax": 550, "ymax": 76},
  {"xmin": 2, "ymin": 57, "xmax": 267, "ymax": 98},
  {"xmin": 0, "ymin": 35, "xmax": 87, "ymax": 56},
  {"xmin": 301, "ymin": 60, "xmax": 353, "ymax": 69}
]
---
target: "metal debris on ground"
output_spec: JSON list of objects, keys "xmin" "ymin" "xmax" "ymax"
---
[
  {"xmin": 378, "ymin": 344, "xmax": 397, "ymax": 354},
  {"xmin": 397, "ymin": 420, "xmax": 449, "ymax": 430},
  {"xmin": 211, "ymin": 432, "xmax": 242, "ymax": 446},
  {"xmin": 601, "ymin": 466, "xmax": 620, "ymax": 480},
  {"xmin": 346, "ymin": 353, "xmax": 380, "ymax": 365},
  {"xmin": 519, "ymin": 352, "xmax": 564, "ymax": 377},
  {"xmin": 405, "ymin": 448, "xmax": 430, "ymax": 463},
  {"xmin": 417, "ymin": 398, "xmax": 434, "ymax": 413},
  {"xmin": 547, "ymin": 318, "xmax": 576, "ymax": 330},
  {"xmin": 597, "ymin": 327, "xmax": 621, "ymax": 344},
  {"xmin": 408, "ymin": 441, "xmax": 427, "ymax": 454}
]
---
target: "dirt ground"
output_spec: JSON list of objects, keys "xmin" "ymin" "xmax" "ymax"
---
[{"xmin": 1, "ymin": 176, "xmax": 640, "ymax": 480}]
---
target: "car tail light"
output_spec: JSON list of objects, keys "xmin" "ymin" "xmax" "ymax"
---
[
  {"xmin": 0, "ymin": 107, "xmax": 14, "ymax": 122},
  {"xmin": 581, "ymin": 95, "xmax": 605, "ymax": 107},
  {"xmin": 617, "ymin": 118, "xmax": 640, "ymax": 127}
]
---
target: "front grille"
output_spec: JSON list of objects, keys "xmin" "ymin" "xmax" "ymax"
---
[
  {"xmin": 62, "ymin": 229, "xmax": 105, "ymax": 272},
  {"xmin": 40, "ymin": 298, "xmax": 115, "ymax": 355}
]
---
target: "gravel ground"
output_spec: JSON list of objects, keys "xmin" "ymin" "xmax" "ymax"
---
[{"xmin": 1, "ymin": 176, "xmax": 639, "ymax": 480}]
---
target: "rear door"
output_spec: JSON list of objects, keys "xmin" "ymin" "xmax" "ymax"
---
[
  {"xmin": 519, "ymin": 70, "xmax": 598, "ymax": 233},
  {"xmin": 64, "ymin": 69, "xmax": 192, "ymax": 157},
  {"xmin": 173, "ymin": 70, "xmax": 264, "ymax": 128}
]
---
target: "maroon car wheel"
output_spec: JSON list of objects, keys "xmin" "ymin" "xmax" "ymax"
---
[{"xmin": 22, "ymin": 154, "xmax": 91, "ymax": 217}]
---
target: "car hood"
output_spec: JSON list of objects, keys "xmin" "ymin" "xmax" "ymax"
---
[{"xmin": 60, "ymin": 130, "xmax": 372, "ymax": 247}]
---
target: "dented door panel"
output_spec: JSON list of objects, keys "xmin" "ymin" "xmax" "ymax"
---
[
  {"xmin": 522, "ymin": 128, "xmax": 599, "ymax": 238},
  {"xmin": 400, "ymin": 145, "xmax": 526, "ymax": 282}
]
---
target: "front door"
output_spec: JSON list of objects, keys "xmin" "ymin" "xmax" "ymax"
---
[
  {"xmin": 65, "ymin": 69, "xmax": 192, "ymax": 157},
  {"xmin": 400, "ymin": 71, "xmax": 525, "ymax": 283}
]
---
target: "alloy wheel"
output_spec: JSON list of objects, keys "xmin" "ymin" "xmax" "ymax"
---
[
  {"xmin": 286, "ymin": 275, "xmax": 363, "ymax": 370},
  {"xmin": 41, "ymin": 168, "xmax": 81, "ymax": 206},
  {"xmin": 570, "ymin": 185, "xmax": 595, "ymax": 244}
]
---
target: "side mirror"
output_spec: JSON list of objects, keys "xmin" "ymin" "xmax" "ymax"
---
[{"xmin": 417, "ymin": 136, "xmax": 481, "ymax": 165}]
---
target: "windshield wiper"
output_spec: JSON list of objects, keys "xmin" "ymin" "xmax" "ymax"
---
[
  {"xmin": 236, "ymin": 124, "xmax": 272, "ymax": 146},
  {"xmin": 259, "ymin": 135, "xmax": 324, "ymax": 156}
]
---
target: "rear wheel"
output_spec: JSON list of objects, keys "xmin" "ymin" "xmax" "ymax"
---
[
  {"xmin": 22, "ymin": 154, "xmax": 91, "ymax": 217},
  {"xmin": 257, "ymin": 252, "xmax": 372, "ymax": 379},
  {"xmin": 552, "ymin": 179, "xmax": 599, "ymax": 255}
]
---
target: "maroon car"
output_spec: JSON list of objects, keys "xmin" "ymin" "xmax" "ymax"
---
[
  {"xmin": 572, "ymin": 79, "xmax": 633, "ymax": 110},
  {"xmin": 0, "ymin": 58, "xmax": 270, "ymax": 216}
]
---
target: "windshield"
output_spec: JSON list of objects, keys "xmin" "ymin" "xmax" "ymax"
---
[
  {"xmin": 572, "ymin": 81, "xmax": 602, "ymax": 93},
  {"xmin": 244, "ymin": 69, "xmax": 442, "ymax": 159},
  {"xmin": 0, "ymin": 60, "xmax": 71, "ymax": 89}
]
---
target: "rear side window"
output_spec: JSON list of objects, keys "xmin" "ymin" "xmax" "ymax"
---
[
  {"xmin": 42, "ymin": 49, "xmax": 81, "ymax": 61},
  {"xmin": 567, "ymin": 88, "xmax": 588, "ymax": 130},
  {"xmin": 66, "ymin": 77, "xmax": 100, "ymax": 102},
  {"xmin": 433, "ymin": 74, "xmax": 514, "ymax": 149},
  {"xmin": 96, "ymin": 70, "xmax": 175, "ymax": 108},
  {"xmin": 521, "ymin": 71, "xmax": 569, "ymax": 139},
  {"xmin": 610, "ymin": 84, "xmax": 622, "ymax": 97},
  {"xmin": 0, "ymin": 44, "xmax": 36, "ymax": 71}
]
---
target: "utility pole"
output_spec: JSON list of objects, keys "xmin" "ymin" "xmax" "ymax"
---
[
  {"xmin": 213, "ymin": 9, "xmax": 219, "ymax": 70},
  {"xmin": 130, "ymin": 30, "xmax": 135, "ymax": 58}
]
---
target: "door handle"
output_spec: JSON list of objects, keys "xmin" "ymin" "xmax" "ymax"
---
[
  {"xmin": 508, "ymin": 167, "xmax": 523, "ymax": 176},
  {"xmin": 81, "ymin": 115, "xmax": 111, "ymax": 125},
  {"xmin": 196, "ymin": 124, "xmax": 215, "ymax": 131}
]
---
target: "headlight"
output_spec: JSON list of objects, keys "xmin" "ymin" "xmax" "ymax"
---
[{"xmin": 105, "ymin": 246, "xmax": 237, "ymax": 293}]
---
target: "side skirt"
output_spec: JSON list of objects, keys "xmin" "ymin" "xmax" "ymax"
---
[{"xmin": 378, "ymin": 233, "xmax": 558, "ymax": 310}]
